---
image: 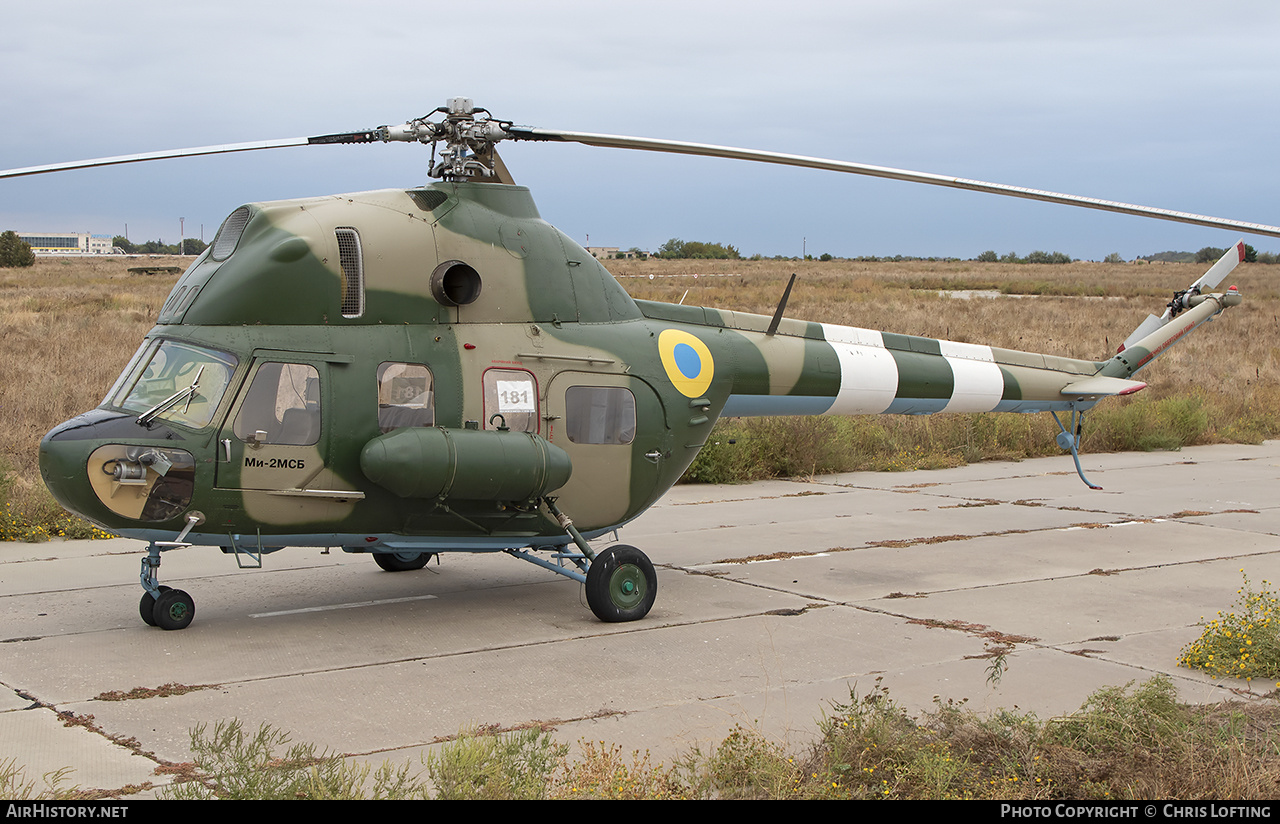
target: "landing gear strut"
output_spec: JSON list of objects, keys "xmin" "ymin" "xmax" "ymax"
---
[{"xmin": 538, "ymin": 497, "xmax": 658, "ymax": 623}]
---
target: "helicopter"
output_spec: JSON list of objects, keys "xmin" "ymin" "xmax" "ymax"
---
[{"xmin": 8, "ymin": 97, "xmax": 1276, "ymax": 631}]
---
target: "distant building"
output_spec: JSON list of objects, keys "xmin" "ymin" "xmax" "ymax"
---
[
  {"xmin": 16, "ymin": 232, "xmax": 115, "ymax": 255},
  {"xmin": 585, "ymin": 246, "xmax": 643, "ymax": 260}
]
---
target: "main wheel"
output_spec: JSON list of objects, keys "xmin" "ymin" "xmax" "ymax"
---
[
  {"xmin": 139, "ymin": 585, "xmax": 171, "ymax": 627},
  {"xmin": 153, "ymin": 589, "xmax": 195, "ymax": 631},
  {"xmin": 585, "ymin": 545, "xmax": 657, "ymax": 623},
  {"xmin": 374, "ymin": 552, "xmax": 433, "ymax": 572}
]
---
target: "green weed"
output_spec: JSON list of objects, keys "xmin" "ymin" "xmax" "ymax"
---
[
  {"xmin": 676, "ymin": 724, "xmax": 802, "ymax": 799},
  {"xmin": 0, "ymin": 759, "xmax": 78, "ymax": 800},
  {"xmin": 162, "ymin": 720, "xmax": 422, "ymax": 800},
  {"xmin": 1179, "ymin": 571, "xmax": 1280, "ymax": 686},
  {"xmin": 425, "ymin": 726, "xmax": 567, "ymax": 800}
]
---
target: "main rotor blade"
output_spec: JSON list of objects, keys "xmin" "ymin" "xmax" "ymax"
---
[
  {"xmin": 509, "ymin": 126, "xmax": 1280, "ymax": 240},
  {"xmin": 0, "ymin": 130, "xmax": 384, "ymax": 179}
]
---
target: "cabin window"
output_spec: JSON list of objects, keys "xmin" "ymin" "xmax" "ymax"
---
[
  {"xmin": 377, "ymin": 362, "xmax": 434, "ymax": 433},
  {"xmin": 233, "ymin": 363, "xmax": 322, "ymax": 446},
  {"xmin": 335, "ymin": 227, "xmax": 364, "ymax": 318},
  {"xmin": 564, "ymin": 386, "xmax": 636, "ymax": 444},
  {"xmin": 483, "ymin": 368, "xmax": 538, "ymax": 433}
]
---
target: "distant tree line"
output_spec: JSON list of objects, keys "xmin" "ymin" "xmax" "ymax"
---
[
  {"xmin": 615, "ymin": 239, "xmax": 1280, "ymax": 264},
  {"xmin": 1137, "ymin": 246, "xmax": 1280, "ymax": 264},
  {"xmin": 1194, "ymin": 244, "xmax": 1267, "ymax": 264},
  {"xmin": 112, "ymin": 236, "xmax": 208, "ymax": 255},
  {"xmin": 657, "ymin": 238, "xmax": 741, "ymax": 260},
  {"xmin": 0, "ymin": 231, "xmax": 36, "ymax": 268},
  {"xmin": 974, "ymin": 250, "xmax": 1073, "ymax": 264}
]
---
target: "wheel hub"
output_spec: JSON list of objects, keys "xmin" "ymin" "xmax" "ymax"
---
[{"xmin": 609, "ymin": 564, "xmax": 646, "ymax": 609}]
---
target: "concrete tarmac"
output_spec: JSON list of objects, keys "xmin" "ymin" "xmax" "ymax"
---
[{"xmin": 2, "ymin": 441, "xmax": 1279, "ymax": 797}]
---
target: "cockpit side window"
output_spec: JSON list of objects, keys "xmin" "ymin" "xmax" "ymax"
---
[{"xmin": 233, "ymin": 362, "xmax": 321, "ymax": 446}]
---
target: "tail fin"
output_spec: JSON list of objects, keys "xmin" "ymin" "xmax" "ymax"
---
[
  {"xmin": 1063, "ymin": 243, "xmax": 1246, "ymax": 489},
  {"xmin": 1119, "ymin": 240, "xmax": 1244, "ymax": 351},
  {"xmin": 1104, "ymin": 242, "xmax": 1244, "ymax": 379}
]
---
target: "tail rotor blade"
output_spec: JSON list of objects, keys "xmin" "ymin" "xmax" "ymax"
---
[{"xmin": 1190, "ymin": 239, "xmax": 1246, "ymax": 292}]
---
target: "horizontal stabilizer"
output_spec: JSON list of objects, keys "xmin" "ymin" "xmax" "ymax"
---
[{"xmin": 1060, "ymin": 376, "xmax": 1147, "ymax": 398}]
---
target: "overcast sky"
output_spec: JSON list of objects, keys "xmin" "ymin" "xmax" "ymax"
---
[{"xmin": 3, "ymin": 0, "xmax": 1278, "ymax": 260}]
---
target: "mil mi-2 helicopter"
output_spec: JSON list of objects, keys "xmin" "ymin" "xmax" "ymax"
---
[{"xmin": 8, "ymin": 97, "xmax": 1278, "ymax": 631}]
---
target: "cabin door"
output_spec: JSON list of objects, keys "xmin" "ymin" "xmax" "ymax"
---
[
  {"xmin": 545, "ymin": 371, "xmax": 668, "ymax": 531},
  {"xmin": 214, "ymin": 356, "xmax": 360, "ymax": 526}
]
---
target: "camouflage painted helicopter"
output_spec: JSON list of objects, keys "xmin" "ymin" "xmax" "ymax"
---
[{"xmin": 7, "ymin": 98, "xmax": 1278, "ymax": 631}]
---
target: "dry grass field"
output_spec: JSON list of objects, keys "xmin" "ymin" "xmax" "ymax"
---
[{"xmin": 2, "ymin": 254, "xmax": 1277, "ymax": 535}]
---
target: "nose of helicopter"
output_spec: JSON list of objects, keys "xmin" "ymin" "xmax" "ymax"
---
[
  {"xmin": 39, "ymin": 410, "xmax": 197, "ymax": 529},
  {"xmin": 39, "ymin": 412, "xmax": 110, "ymax": 517}
]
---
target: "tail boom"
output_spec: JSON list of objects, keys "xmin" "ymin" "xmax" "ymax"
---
[{"xmin": 717, "ymin": 323, "xmax": 1130, "ymax": 418}]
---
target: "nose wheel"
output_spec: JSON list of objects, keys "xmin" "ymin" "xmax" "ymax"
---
[
  {"xmin": 139, "ymin": 538, "xmax": 196, "ymax": 630},
  {"xmin": 150, "ymin": 588, "xmax": 195, "ymax": 630},
  {"xmin": 140, "ymin": 581, "xmax": 197, "ymax": 630}
]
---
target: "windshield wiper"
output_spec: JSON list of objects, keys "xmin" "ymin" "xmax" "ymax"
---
[{"xmin": 136, "ymin": 365, "xmax": 204, "ymax": 426}]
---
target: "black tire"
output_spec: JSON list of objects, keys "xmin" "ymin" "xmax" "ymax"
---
[
  {"xmin": 585, "ymin": 545, "xmax": 657, "ymax": 623},
  {"xmin": 153, "ymin": 589, "xmax": 195, "ymax": 631},
  {"xmin": 373, "ymin": 552, "xmax": 433, "ymax": 572},
  {"xmin": 139, "ymin": 585, "xmax": 171, "ymax": 627}
]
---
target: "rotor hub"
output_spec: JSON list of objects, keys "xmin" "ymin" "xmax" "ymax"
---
[{"xmin": 378, "ymin": 98, "xmax": 513, "ymax": 182}]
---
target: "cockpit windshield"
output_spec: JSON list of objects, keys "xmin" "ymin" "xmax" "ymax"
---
[{"xmin": 106, "ymin": 340, "xmax": 238, "ymax": 429}]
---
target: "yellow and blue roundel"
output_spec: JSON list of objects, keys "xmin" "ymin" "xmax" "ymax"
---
[{"xmin": 659, "ymin": 329, "xmax": 714, "ymax": 398}]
